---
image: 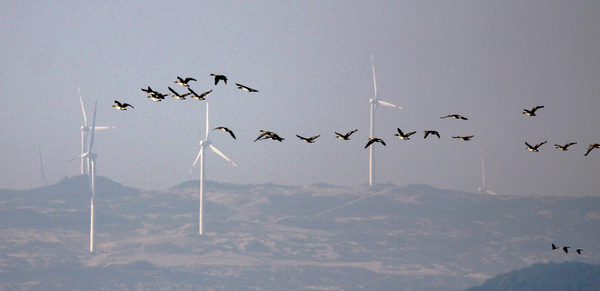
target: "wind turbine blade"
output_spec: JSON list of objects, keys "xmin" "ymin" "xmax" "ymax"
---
[
  {"xmin": 486, "ymin": 190, "xmax": 497, "ymax": 195},
  {"xmin": 205, "ymin": 102, "xmax": 210, "ymax": 140},
  {"xmin": 78, "ymin": 87, "xmax": 88, "ymax": 126},
  {"xmin": 377, "ymin": 100, "xmax": 402, "ymax": 109},
  {"xmin": 94, "ymin": 126, "xmax": 117, "ymax": 130},
  {"xmin": 189, "ymin": 148, "xmax": 203, "ymax": 174},
  {"xmin": 88, "ymin": 101, "xmax": 97, "ymax": 153},
  {"xmin": 209, "ymin": 144, "xmax": 238, "ymax": 167},
  {"xmin": 372, "ymin": 54, "xmax": 377, "ymax": 100}
]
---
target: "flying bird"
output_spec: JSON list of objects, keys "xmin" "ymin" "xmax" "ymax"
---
[
  {"xmin": 335, "ymin": 129, "xmax": 358, "ymax": 140},
  {"xmin": 210, "ymin": 74, "xmax": 228, "ymax": 85},
  {"xmin": 424, "ymin": 130, "xmax": 440, "ymax": 139},
  {"xmin": 585, "ymin": 143, "xmax": 600, "ymax": 156},
  {"xmin": 453, "ymin": 135, "xmax": 474, "ymax": 141},
  {"xmin": 552, "ymin": 244, "xmax": 559, "ymax": 250},
  {"xmin": 525, "ymin": 141, "xmax": 547, "ymax": 152},
  {"xmin": 562, "ymin": 246, "xmax": 570, "ymax": 254},
  {"xmin": 554, "ymin": 142, "xmax": 577, "ymax": 151},
  {"xmin": 174, "ymin": 76, "xmax": 197, "ymax": 87},
  {"xmin": 213, "ymin": 127, "xmax": 236, "ymax": 139},
  {"xmin": 254, "ymin": 130, "xmax": 284, "ymax": 142},
  {"xmin": 189, "ymin": 88, "xmax": 212, "ymax": 100},
  {"xmin": 522, "ymin": 106, "xmax": 545, "ymax": 116},
  {"xmin": 112, "ymin": 100, "xmax": 133, "ymax": 110},
  {"xmin": 576, "ymin": 248, "xmax": 583, "ymax": 254},
  {"xmin": 296, "ymin": 134, "xmax": 320, "ymax": 143},
  {"xmin": 168, "ymin": 87, "xmax": 190, "ymax": 100},
  {"xmin": 236, "ymin": 83, "xmax": 258, "ymax": 92},
  {"xmin": 394, "ymin": 128, "xmax": 416, "ymax": 140},
  {"xmin": 441, "ymin": 114, "xmax": 468, "ymax": 120},
  {"xmin": 141, "ymin": 86, "xmax": 158, "ymax": 95},
  {"xmin": 365, "ymin": 138, "xmax": 386, "ymax": 148}
]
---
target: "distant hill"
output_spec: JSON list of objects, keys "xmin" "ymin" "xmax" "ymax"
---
[
  {"xmin": 0, "ymin": 177, "xmax": 598, "ymax": 290},
  {"xmin": 465, "ymin": 261, "xmax": 600, "ymax": 291}
]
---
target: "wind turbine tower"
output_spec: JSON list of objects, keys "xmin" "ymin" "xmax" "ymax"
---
[
  {"xmin": 369, "ymin": 55, "xmax": 402, "ymax": 185},
  {"xmin": 190, "ymin": 102, "xmax": 237, "ymax": 234}
]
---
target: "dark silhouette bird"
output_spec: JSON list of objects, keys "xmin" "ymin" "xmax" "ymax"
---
[
  {"xmin": 296, "ymin": 134, "xmax": 320, "ymax": 143},
  {"xmin": 552, "ymin": 244, "xmax": 559, "ymax": 250},
  {"xmin": 441, "ymin": 114, "xmax": 468, "ymax": 120},
  {"xmin": 365, "ymin": 138, "xmax": 386, "ymax": 148},
  {"xmin": 213, "ymin": 127, "xmax": 236, "ymax": 139},
  {"xmin": 254, "ymin": 130, "xmax": 284, "ymax": 142},
  {"xmin": 188, "ymin": 88, "xmax": 212, "ymax": 100},
  {"xmin": 424, "ymin": 130, "xmax": 440, "ymax": 139},
  {"xmin": 562, "ymin": 246, "xmax": 570, "ymax": 254},
  {"xmin": 236, "ymin": 83, "xmax": 258, "ymax": 92},
  {"xmin": 112, "ymin": 100, "xmax": 133, "ymax": 110},
  {"xmin": 174, "ymin": 76, "xmax": 197, "ymax": 87},
  {"xmin": 452, "ymin": 135, "xmax": 474, "ymax": 141},
  {"xmin": 585, "ymin": 143, "xmax": 600, "ymax": 156},
  {"xmin": 141, "ymin": 86, "xmax": 158, "ymax": 95},
  {"xmin": 335, "ymin": 129, "xmax": 358, "ymax": 140},
  {"xmin": 554, "ymin": 142, "xmax": 577, "ymax": 151},
  {"xmin": 576, "ymin": 249, "xmax": 583, "ymax": 254},
  {"xmin": 142, "ymin": 86, "xmax": 166, "ymax": 101},
  {"xmin": 394, "ymin": 128, "xmax": 416, "ymax": 140},
  {"xmin": 210, "ymin": 74, "xmax": 228, "ymax": 85},
  {"xmin": 525, "ymin": 141, "xmax": 547, "ymax": 152},
  {"xmin": 168, "ymin": 87, "xmax": 190, "ymax": 100},
  {"xmin": 522, "ymin": 106, "xmax": 545, "ymax": 116}
]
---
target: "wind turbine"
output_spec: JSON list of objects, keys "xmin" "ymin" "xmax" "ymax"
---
[
  {"xmin": 369, "ymin": 55, "xmax": 402, "ymax": 186},
  {"xmin": 78, "ymin": 88, "xmax": 115, "ymax": 175},
  {"xmin": 71, "ymin": 101, "xmax": 99, "ymax": 251},
  {"xmin": 38, "ymin": 145, "xmax": 48, "ymax": 187},
  {"xmin": 478, "ymin": 147, "xmax": 496, "ymax": 195},
  {"xmin": 189, "ymin": 101, "xmax": 237, "ymax": 234}
]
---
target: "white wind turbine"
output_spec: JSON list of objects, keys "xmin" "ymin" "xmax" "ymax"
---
[
  {"xmin": 70, "ymin": 101, "xmax": 99, "ymax": 252},
  {"xmin": 369, "ymin": 55, "xmax": 402, "ymax": 186},
  {"xmin": 78, "ymin": 88, "xmax": 115, "ymax": 175},
  {"xmin": 189, "ymin": 101, "xmax": 237, "ymax": 234},
  {"xmin": 478, "ymin": 147, "xmax": 496, "ymax": 195}
]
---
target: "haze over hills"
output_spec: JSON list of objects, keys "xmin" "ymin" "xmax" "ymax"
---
[{"xmin": 0, "ymin": 176, "xmax": 598, "ymax": 290}]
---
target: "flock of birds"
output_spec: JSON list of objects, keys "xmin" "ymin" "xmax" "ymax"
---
[
  {"xmin": 552, "ymin": 244, "xmax": 584, "ymax": 255},
  {"xmin": 108, "ymin": 76, "xmax": 600, "ymax": 155}
]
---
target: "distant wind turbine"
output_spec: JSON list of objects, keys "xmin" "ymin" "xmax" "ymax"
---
[
  {"xmin": 369, "ymin": 55, "xmax": 402, "ymax": 186},
  {"xmin": 189, "ymin": 101, "xmax": 237, "ymax": 234},
  {"xmin": 38, "ymin": 145, "xmax": 48, "ymax": 187},
  {"xmin": 77, "ymin": 88, "xmax": 115, "ymax": 175},
  {"xmin": 478, "ymin": 147, "xmax": 496, "ymax": 195},
  {"xmin": 70, "ymin": 101, "xmax": 100, "ymax": 252}
]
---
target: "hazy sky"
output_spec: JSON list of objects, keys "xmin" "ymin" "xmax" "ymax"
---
[{"xmin": 1, "ymin": 1, "xmax": 599, "ymax": 197}]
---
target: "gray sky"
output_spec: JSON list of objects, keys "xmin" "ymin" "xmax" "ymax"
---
[{"xmin": 1, "ymin": 1, "xmax": 599, "ymax": 197}]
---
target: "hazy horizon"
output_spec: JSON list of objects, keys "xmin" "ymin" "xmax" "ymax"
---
[{"xmin": 2, "ymin": 1, "xmax": 599, "ymax": 197}]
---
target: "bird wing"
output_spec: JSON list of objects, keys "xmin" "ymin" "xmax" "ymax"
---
[
  {"xmin": 434, "ymin": 132, "xmax": 440, "ymax": 138},
  {"xmin": 525, "ymin": 142, "xmax": 534, "ymax": 148},
  {"xmin": 380, "ymin": 139, "xmax": 386, "ymax": 146},
  {"xmin": 228, "ymin": 129, "xmax": 236, "ymax": 139},
  {"xmin": 168, "ymin": 87, "xmax": 178, "ymax": 95},
  {"xmin": 114, "ymin": 100, "xmax": 122, "ymax": 106},
  {"xmin": 185, "ymin": 77, "xmax": 197, "ymax": 83},
  {"xmin": 199, "ymin": 90, "xmax": 212, "ymax": 98},
  {"xmin": 397, "ymin": 128, "xmax": 405, "ymax": 136},
  {"xmin": 365, "ymin": 139, "xmax": 374, "ymax": 148}
]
